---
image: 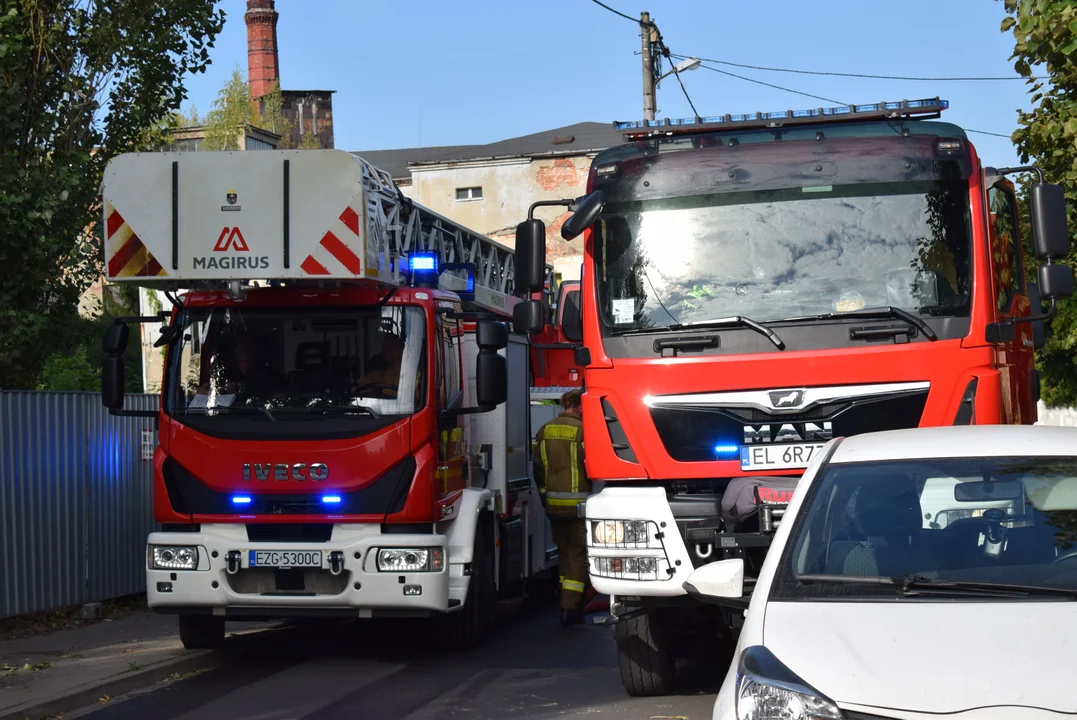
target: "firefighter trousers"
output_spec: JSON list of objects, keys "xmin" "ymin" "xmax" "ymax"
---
[{"xmin": 550, "ymin": 517, "xmax": 587, "ymax": 611}]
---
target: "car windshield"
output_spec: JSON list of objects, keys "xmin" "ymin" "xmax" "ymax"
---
[
  {"xmin": 167, "ymin": 305, "xmax": 425, "ymax": 419},
  {"xmin": 782, "ymin": 457, "xmax": 1077, "ymax": 595},
  {"xmin": 594, "ymin": 180, "xmax": 971, "ymax": 332}
]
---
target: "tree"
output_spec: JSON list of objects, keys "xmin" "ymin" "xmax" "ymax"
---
[
  {"xmin": 0, "ymin": 0, "xmax": 225, "ymax": 390},
  {"xmin": 203, "ymin": 66, "xmax": 293, "ymax": 150},
  {"xmin": 1001, "ymin": 0, "xmax": 1077, "ymax": 406}
]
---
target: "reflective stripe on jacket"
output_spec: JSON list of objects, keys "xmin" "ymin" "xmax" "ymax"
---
[{"xmin": 534, "ymin": 412, "xmax": 589, "ymax": 511}]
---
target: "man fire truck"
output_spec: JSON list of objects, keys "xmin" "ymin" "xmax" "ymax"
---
[
  {"xmin": 509, "ymin": 98, "xmax": 1074, "ymax": 695},
  {"xmin": 99, "ymin": 149, "xmax": 564, "ymax": 649}
]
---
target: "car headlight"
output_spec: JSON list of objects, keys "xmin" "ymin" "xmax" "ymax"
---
[
  {"xmin": 149, "ymin": 545, "xmax": 198, "ymax": 570},
  {"xmin": 590, "ymin": 519, "xmax": 650, "ymax": 547},
  {"xmin": 376, "ymin": 547, "xmax": 445, "ymax": 572},
  {"xmin": 735, "ymin": 646, "xmax": 842, "ymax": 720},
  {"xmin": 592, "ymin": 556, "xmax": 666, "ymax": 581}
]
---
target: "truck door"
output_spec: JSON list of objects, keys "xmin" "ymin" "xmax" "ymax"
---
[
  {"xmin": 986, "ymin": 179, "xmax": 1033, "ymax": 424},
  {"xmin": 436, "ymin": 308, "xmax": 468, "ymax": 496}
]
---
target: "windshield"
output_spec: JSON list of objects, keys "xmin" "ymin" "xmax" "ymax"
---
[
  {"xmin": 593, "ymin": 181, "xmax": 972, "ymax": 333},
  {"xmin": 778, "ymin": 457, "xmax": 1077, "ymax": 597},
  {"xmin": 167, "ymin": 305, "xmax": 426, "ymax": 420}
]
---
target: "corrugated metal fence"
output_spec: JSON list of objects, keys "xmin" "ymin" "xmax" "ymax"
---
[{"xmin": 0, "ymin": 392, "xmax": 158, "ymax": 619}]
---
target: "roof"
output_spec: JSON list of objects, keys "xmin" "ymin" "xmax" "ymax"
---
[
  {"xmin": 351, "ymin": 121, "xmax": 626, "ymax": 180},
  {"xmin": 829, "ymin": 425, "xmax": 1077, "ymax": 464}
]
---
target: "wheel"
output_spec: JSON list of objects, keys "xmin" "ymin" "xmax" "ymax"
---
[
  {"xmin": 178, "ymin": 615, "xmax": 225, "ymax": 650},
  {"xmin": 444, "ymin": 517, "xmax": 495, "ymax": 648},
  {"xmin": 614, "ymin": 610, "xmax": 675, "ymax": 696}
]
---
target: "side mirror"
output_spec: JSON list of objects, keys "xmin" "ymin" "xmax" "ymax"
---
[
  {"xmin": 1030, "ymin": 183, "xmax": 1070, "ymax": 261},
  {"xmin": 102, "ymin": 355, "xmax": 125, "ymax": 410},
  {"xmin": 515, "ymin": 219, "xmax": 546, "ymax": 294},
  {"xmin": 103, "ymin": 323, "xmax": 130, "ymax": 355},
  {"xmin": 476, "ymin": 351, "xmax": 507, "ymax": 408},
  {"xmin": 561, "ymin": 190, "xmax": 606, "ymax": 241},
  {"xmin": 1039, "ymin": 262, "xmax": 1074, "ymax": 301},
  {"xmin": 559, "ymin": 288, "xmax": 582, "ymax": 342},
  {"xmin": 682, "ymin": 558, "xmax": 744, "ymax": 600},
  {"xmin": 512, "ymin": 299, "xmax": 545, "ymax": 335},
  {"xmin": 476, "ymin": 319, "xmax": 508, "ymax": 351}
]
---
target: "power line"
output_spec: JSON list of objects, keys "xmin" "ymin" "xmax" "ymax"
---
[
  {"xmin": 692, "ymin": 60, "xmax": 846, "ymax": 105},
  {"xmin": 670, "ymin": 52, "xmax": 1040, "ymax": 82},
  {"xmin": 587, "ymin": 0, "xmax": 645, "ymax": 24},
  {"xmin": 964, "ymin": 129, "xmax": 1014, "ymax": 139}
]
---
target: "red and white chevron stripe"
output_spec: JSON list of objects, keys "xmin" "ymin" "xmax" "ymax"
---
[{"xmin": 300, "ymin": 206, "xmax": 364, "ymax": 276}]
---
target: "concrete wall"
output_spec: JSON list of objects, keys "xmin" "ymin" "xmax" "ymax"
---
[{"xmin": 1037, "ymin": 401, "xmax": 1077, "ymax": 427}]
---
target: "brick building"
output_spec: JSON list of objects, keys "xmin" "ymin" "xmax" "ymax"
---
[{"xmin": 246, "ymin": 0, "xmax": 335, "ymax": 149}]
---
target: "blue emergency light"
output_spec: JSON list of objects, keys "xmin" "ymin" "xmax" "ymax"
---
[
  {"xmin": 321, "ymin": 495, "xmax": 342, "ymax": 505},
  {"xmin": 713, "ymin": 443, "xmax": 740, "ymax": 461},
  {"xmin": 408, "ymin": 252, "xmax": 439, "ymax": 274},
  {"xmin": 231, "ymin": 495, "xmax": 252, "ymax": 505},
  {"xmin": 615, "ymin": 97, "xmax": 949, "ymax": 138}
]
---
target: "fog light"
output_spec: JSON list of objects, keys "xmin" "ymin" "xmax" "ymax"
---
[
  {"xmin": 403, "ymin": 585, "xmax": 422, "ymax": 596},
  {"xmin": 156, "ymin": 582, "xmax": 173, "ymax": 593},
  {"xmin": 377, "ymin": 548, "xmax": 443, "ymax": 572},
  {"xmin": 149, "ymin": 545, "xmax": 197, "ymax": 570},
  {"xmin": 592, "ymin": 556, "xmax": 663, "ymax": 581}
]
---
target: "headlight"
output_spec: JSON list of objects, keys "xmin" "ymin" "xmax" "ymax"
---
[
  {"xmin": 590, "ymin": 519, "xmax": 650, "ymax": 547},
  {"xmin": 376, "ymin": 547, "xmax": 445, "ymax": 572},
  {"xmin": 149, "ymin": 545, "xmax": 198, "ymax": 570},
  {"xmin": 592, "ymin": 556, "xmax": 665, "ymax": 581},
  {"xmin": 736, "ymin": 646, "xmax": 842, "ymax": 720}
]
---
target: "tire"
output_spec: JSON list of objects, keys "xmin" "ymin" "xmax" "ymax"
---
[
  {"xmin": 444, "ymin": 517, "xmax": 495, "ymax": 648},
  {"xmin": 179, "ymin": 615, "xmax": 225, "ymax": 650},
  {"xmin": 614, "ymin": 610, "xmax": 675, "ymax": 696}
]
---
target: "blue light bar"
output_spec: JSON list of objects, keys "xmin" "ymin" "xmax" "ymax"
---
[
  {"xmin": 409, "ymin": 252, "xmax": 438, "ymax": 274},
  {"xmin": 714, "ymin": 443, "xmax": 740, "ymax": 461},
  {"xmin": 614, "ymin": 98, "xmax": 949, "ymax": 136},
  {"xmin": 231, "ymin": 495, "xmax": 252, "ymax": 505},
  {"xmin": 321, "ymin": 495, "xmax": 342, "ymax": 504}
]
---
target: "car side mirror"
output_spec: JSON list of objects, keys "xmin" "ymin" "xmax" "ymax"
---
[
  {"xmin": 512, "ymin": 299, "xmax": 545, "ymax": 335},
  {"xmin": 1039, "ymin": 262, "xmax": 1074, "ymax": 302},
  {"xmin": 682, "ymin": 558, "xmax": 744, "ymax": 600},
  {"xmin": 103, "ymin": 323, "xmax": 130, "ymax": 355},
  {"xmin": 476, "ymin": 350, "xmax": 507, "ymax": 408},
  {"xmin": 1030, "ymin": 183, "xmax": 1070, "ymax": 261},
  {"xmin": 561, "ymin": 190, "xmax": 606, "ymax": 241},
  {"xmin": 476, "ymin": 319, "xmax": 508, "ymax": 351},
  {"xmin": 515, "ymin": 219, "xmax": 546, "ymax": 294}
]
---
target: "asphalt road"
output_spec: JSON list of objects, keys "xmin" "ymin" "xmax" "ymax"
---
[{"xmin": 70, "ymin": 601, "xmax": 722, "ymax": 720}]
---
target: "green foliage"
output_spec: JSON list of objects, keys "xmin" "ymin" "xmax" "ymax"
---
[
  {"xmin": 1002, "ymin": 0, "xmax": 1077, "ymax": 406},
  {"xmin": 203, "ymin": 66, "xmax": 293, "ymax": 150},
  {"xmin": 37, "ymin": 346, "xmax": 100, "ymax": 392},
  {"xmin": 0, "ymin": 0, "xmax": 225, "ymax": 390},
  {"xmin": 298, "ymin": 129, "xmax": 322, "ymax": 149}
]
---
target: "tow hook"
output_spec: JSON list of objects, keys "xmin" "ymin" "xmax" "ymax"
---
[
  {"xmin": 225, "ymin": 551, "xmax": 242, "ymax": 575},
  {"xmin": 328, "ymin": 551, "xmax": 345, "ymax": 575}
]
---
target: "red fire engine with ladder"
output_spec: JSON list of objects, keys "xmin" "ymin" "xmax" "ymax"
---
[{"xmin": 100, "ymin": 149, "xmax": 574, "ymax": 649}]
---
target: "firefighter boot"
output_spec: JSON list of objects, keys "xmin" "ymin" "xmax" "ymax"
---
[{"xmin": 560, "ymin": 609, "xmax": 585, "ymax": 626}]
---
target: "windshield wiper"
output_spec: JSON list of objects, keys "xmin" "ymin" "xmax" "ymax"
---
[
  {"xmin": 798, "ymin": 573, "xmax": 1077, "ymax": 599},
  {"xmin": 668, "ymin": 316, "xmax": 785, "ymax": 350},
  {"xmin": 900, "ymin": 576, "xmax": 1077, "ymax": 599},
  {"xmin": 315, "ymin": 404, "xmax": 380, "ymax": 418},
  {"xmin": 778, "ymin": 306, "xmax": 937, "ymax": 341}
]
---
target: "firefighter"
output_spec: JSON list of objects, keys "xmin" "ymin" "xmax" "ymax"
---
[{"xmin": 534, "ymin": 388, "xmax": 591, "ymax": 626}]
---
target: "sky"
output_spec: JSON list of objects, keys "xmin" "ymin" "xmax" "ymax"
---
[{"xmin": 180, "ymin": 0, "xmax": 1034, "ymax": 167}]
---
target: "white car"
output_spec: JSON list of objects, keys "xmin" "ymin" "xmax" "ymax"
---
[{"xmin": 689, "ymin": 425, "xmax": 1077, "ymax": 720}]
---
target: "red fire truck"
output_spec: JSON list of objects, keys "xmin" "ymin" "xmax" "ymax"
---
[
  {"xmin": 99, "ymin": 149, "xmax": 568, "ymax": 649},
  {"xmin": 510, "ymin": 98, "xmax": 1074, "ymax": 695}
]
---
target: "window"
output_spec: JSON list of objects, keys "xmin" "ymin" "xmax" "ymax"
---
[
  {"xmin": 455, "ymin": 186, "xmax": 483, "ymax": 201},
  {"xmin": 987, "ymin": 185, "xmax": 1024, "ymax": 313},
  {"xmin": 437, "ymin": 312, "xmax": 462, "ymax": 408}
]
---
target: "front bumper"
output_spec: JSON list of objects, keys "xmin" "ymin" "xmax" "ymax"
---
[
  {"xmin": 147, "ymin": 524, "xmax": 459, "ymax": 618},
  {"xmin": 583, "ymin": 486, "xmax": 694, "ymax": 597}
]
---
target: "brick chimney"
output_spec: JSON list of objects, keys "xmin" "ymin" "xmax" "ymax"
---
[{"xmin": 245, "ymin": 0, "xmax": 279, "ymax": 100}]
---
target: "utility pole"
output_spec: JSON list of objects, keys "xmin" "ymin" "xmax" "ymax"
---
[{"xmin": 640, "ymin": 11, "xmax": 656, "ymax": 121}]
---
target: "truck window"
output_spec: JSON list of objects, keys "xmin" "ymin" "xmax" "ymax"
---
[
  {"xmin": 987, "ymin": 185, "xmax": 1023, "ymax": 313},
  {"xmin": 167, "ymin": 305, "xmax": 426, "ymax": 422},
  {"xmin": 438, "ymin": 314, "xmax": 462, "ymax": 408}
]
